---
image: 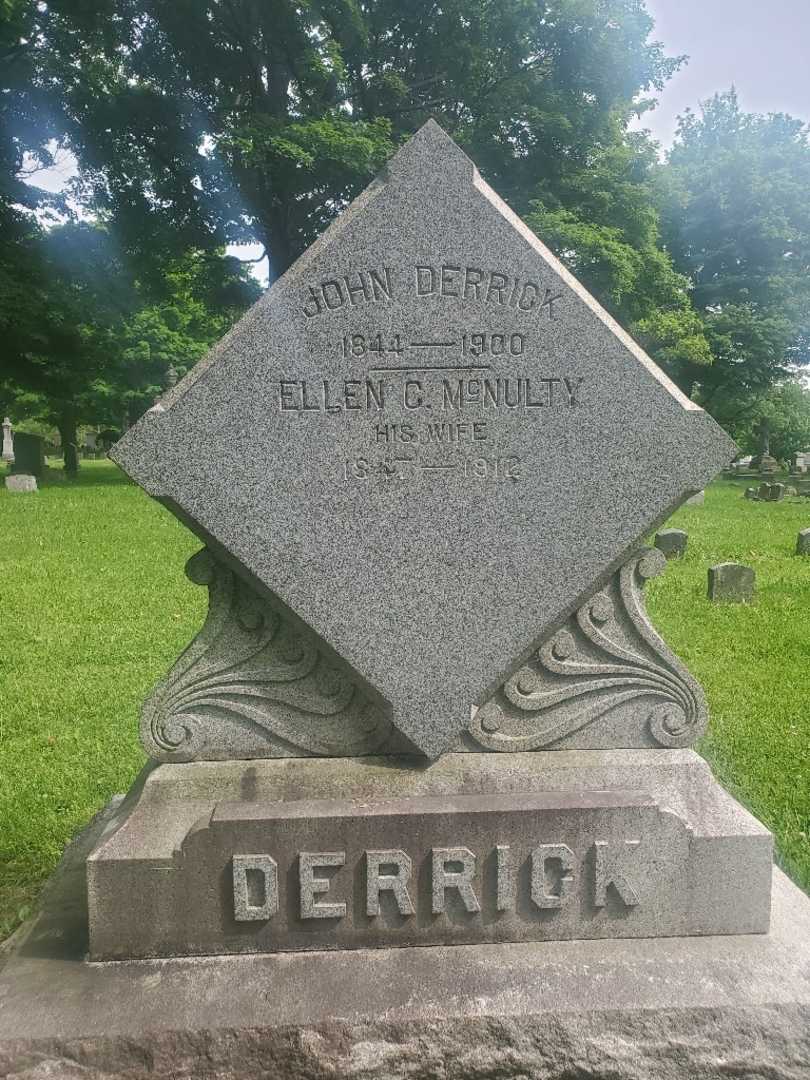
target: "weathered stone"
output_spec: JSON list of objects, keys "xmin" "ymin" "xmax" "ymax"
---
[
  {"xmin": 758, "ymin": 481, "xmax": 785, "ymax": 502},
  {"xmin": 86, "ymin": 750, "xmax": 772, "ymax": 960},
  {"xmin": 796, "ymin": 528, "xmax": 810, "ymax": 556},
  {"xmin": 784, "ymin": 485, "xmax": 798, "ymax": 497},
  {"xmin": 2, "ymin": 805, "xmax": 808, "ymax": 1080},
  {"xmin": 110, "ymin": 121, "xmax": 734, "ymax": 760},
  {"xmin": 684, "ymin": 489, "xmax": 704, "ymax": 506},
  {"xmin": 0, "ymin": 416, "xmax": 13, "ymax": 463},
  {"xmin": 708, "ymin": 562, "xmax": 756, "ymax": 603},
  {"xmin": 759, "ymin": 454, "xmax": 779, "ymax": 474},
  {"xmin": 654, "ymin": 527, "xmax": 688, "ymax": 559},
  {"xmin": 744, "ymin": 486, "xmax": 759, "ymax": 500},
  {"xmin": 4, "ymin": 473, "xmax": 37, "ymax": 493}
]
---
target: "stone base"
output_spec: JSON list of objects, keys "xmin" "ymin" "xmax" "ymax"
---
[
  {"xmin": 85, "ymin": 751, "xmax": 773, "ymax": 959},
  {"xmin": 1, "ymin": 803, "xmax": 809, "ymax": 1079}
]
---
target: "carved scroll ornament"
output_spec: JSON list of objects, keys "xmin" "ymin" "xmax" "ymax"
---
[
  {"xmin": 142, "ymin": 546, "xmax": 707, "ymax": 761},
  {"xmin": 141, "ymin": 549, "xmax": 396, "ymax": 761},
  {"xmin": 467, "ymin": 548, "xmax": 708, "ymax": 751}
]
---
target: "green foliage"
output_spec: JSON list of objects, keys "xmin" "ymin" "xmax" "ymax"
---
[
  {"xmin": 524, "ymin": 135, "xmax": 712, "ymax": 369},
  {"xmin": 660, "ymin": 90, "xmax": 810, "ymax": 409},
  {"xmin": 1, "ymin": 222, "xmax": 259, "ymax": 436},
  {"xmin": 645, "ymin": 481, "xmax": 810, "ymax": 893},
  {"xmin": 727, "ymin": 381, "xmax": 810, "ymax": 462},
  {"xmin": 24, "ymin": 0, "xmax": 679, "ymax": 277}
]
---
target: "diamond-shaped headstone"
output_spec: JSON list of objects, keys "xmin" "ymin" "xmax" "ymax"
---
[{"xmin": 112, "ymin": 120, "xmax": 734, "ymax": 759}]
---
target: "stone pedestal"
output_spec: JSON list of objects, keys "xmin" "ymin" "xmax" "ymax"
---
[
  {"xmin": 1, "ymin": 800, "xmax": 808, "ymax": 1080},
  {"xmin": 85, "ymin": 751, "xmax": 772, "ymax": 961}
]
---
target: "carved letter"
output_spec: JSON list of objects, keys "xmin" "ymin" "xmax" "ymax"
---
[
  {"xmin": 531, "ymin": 844, "xmax": 575, "ymax": 909},
  {"xmin": 431, "ymin": 847, "xmax": 480, "ymax": 914},
  {"xmin": 496, "ymin": 844, "xmax": 515, "ymax": 912},
  {"xmin": 593, "ymin": 840, "xmax": 641, "ymax": 907},
  {"xmin": 232, "ymin": 854, "xmax": 278, "ymax": 921},
  {"xmin": 416, "ymin": 265, "xmax": 437, "ymax": 295},
  {"xmin": 366, "ymin": 850, "xmax": 415, "ymax": 916},
  {"xmin": 302, "ymin": 285, "xmax": 323, "ymax": 318},
  {"xmin": 299, "ymin": 851, "xmax": 347, "ymax": 919}
]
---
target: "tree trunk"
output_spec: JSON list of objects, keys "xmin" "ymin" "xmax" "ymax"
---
[{"xmin": 57, "ymin": 402, "xmax": 79, "ymax": 475}]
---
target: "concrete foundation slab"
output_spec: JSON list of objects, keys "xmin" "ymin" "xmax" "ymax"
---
[{"xmin": 0, "ymin": 802, "xmax": 808, "ymax": 1079}]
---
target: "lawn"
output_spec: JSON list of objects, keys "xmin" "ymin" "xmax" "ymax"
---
[{"xmin": 0, "ymin": 460, "xmax": 809, "ymax": 938}]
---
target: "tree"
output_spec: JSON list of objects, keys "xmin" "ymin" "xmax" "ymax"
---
[
  {"xmin": 724, "ymin": 381, "xmax": 810, "ymax": 463},
  {"xmin": 25, "ymin": 0, "xmax": 680, "ymax": 281},
  {"xmin": 658, "ymin": 90, "xmax": 810, "ymax": 417},
  {"xmin": 1, "ymin": 222, "xmax": 259, "ymax": 453}
]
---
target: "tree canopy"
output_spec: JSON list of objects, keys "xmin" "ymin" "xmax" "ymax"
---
[
  {"xmin": 2, "ymin": 2, "xmax": 810, "ymax": 454},
  {"xmin": 659, "ymin": 90, "xmax": 810, "ymax": 423}
]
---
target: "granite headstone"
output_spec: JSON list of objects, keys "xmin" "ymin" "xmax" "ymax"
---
[
  {"xmin": 9, "ymin": 431, "xmax": 45, "ymax": 478},
  {"xmin": 6, "ymin": 122, "xmax": 807, "ymax": 1079},
  {"xmin": 112, "ymin": 120, "xmax": 733, "ymax": 761},
  {"xmin": 654, "ymin": 527, "xmax": 688, "ymax": 559},
  {"xmin": 708, "ymin": 562, "xmax": 756, "ymax": 603}
]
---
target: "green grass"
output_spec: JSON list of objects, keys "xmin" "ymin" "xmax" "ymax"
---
[
  {"xmin": 645, "ymin": 481, "xmax": 810, "ymax": 892},
  {"xmin": 0, "ymin": 461, "xmax": 808, "ymax": 937},
  {"xmin": 0, "ymin": 460, "xmax": 205, "ymax": 937}
]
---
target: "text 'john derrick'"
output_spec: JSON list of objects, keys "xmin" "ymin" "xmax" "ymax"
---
[
  {"xmin": 300, "ymin": 265, "xmax": 563, "ymax": 318},
  {"xmin": 231, "ymin": 843, "xmax": 641, "ymax": 923}
]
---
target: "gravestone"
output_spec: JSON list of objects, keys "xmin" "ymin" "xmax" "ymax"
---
[
  {"xmin": 5, "ymin": 473, "xmax": 37, "ymax": 493},
  {"xmin": 4, "ymin": 122, "xmax": 809, "ymax": 1078},
  {"xmin": 708, "ymin": 562, "xmax": 756, "ymax": 603},
  {"xmin": 796, "ymin": 528, "xmax": 810, "ymax": 556},
  {"xmin": 744, "ymin": 486, "xmax": 759, "ymax": 500},
  {"xmin": 1, "ymin": 416, "xmax": 13, "ymax": 463},
  {"xmin": 758, "ymin": 481, "xmax": 785, "ymax": 502},
  {"xmin": 654, "ymin": 527, "xmax": 688, "ymax": 559},
  {"xmin": 9, "ymin": 431, "xmax": 45, "ymax": 478}
]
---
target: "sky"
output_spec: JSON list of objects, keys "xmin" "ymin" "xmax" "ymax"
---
[
  {"xmin": 24, "ymin": 1, "xmax": 810, "ymax": 286},
  {"xmin": 640, "ymin": 0, "xmax": 810, "ymax": 147}
]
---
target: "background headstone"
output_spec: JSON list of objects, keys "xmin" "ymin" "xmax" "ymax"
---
[
  {"xmin": 5, "ymin": 474, "xmax": 38, "ymax": 493},
  {"xmin": 744, "ymin": 487, "xmax": 759, "ymax": 500},
  {"xmin": 684, "ymin": 490, "xmax": 704, "ymax": 506},
  {"xmin": 9, "ymin": 432, "xmax": 45, "ymax": 478},
  {"xmin": 654, "ymin": 528, "xmax": 688, "ymax": 559},
  {"xmin": 796, "ymin": 529, "xmax": 810, "ymax": 556},
  {"xmin": 757, "ymin": 482, "xmax": 784, "ymax": 502},
  {"xmin": 708, "ymin": 563, "xmax": 756, "ymax": 603},
  {"xmin": 1, "ymin": 417, "xmax": 13, "ymax": 463}
]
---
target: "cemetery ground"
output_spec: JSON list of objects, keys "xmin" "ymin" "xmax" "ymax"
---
[{"xmin": 1, "ymin": 462, "xmax": 809, "ymax": 942}]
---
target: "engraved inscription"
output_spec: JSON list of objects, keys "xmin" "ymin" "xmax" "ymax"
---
[
  {"xmin": 299, "ymin": 851, "xmax": 347, "ymax": 919},
  {"xmin": 366, "ymin": 850, "xmax": 415, "ymax": 916},
  {"xmin": 431, "ymin": 847, "xmax": 481, "ymax": 914},
  {"xmin": 531, "ymin": 844, "xmax": 575, "ymax": 909},
  {"xmin": 232, "ymin": 839, "xmax": 646, "ymax": 924},
  {"xmin": 300, "ymin": 265, "xmax": 564, "ymax": 318},
  {"xmin": 593, "ymin": 840, "xmax": 641, "ymax": 908},
  {"xmin": 232, "ymin": 854, "xmax": 279, "ymax": 921}
]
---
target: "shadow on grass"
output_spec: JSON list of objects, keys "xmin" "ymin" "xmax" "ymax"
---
[{"xmin": 39, "ymin": 461, "xmax": 133, "ymax": 489}]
